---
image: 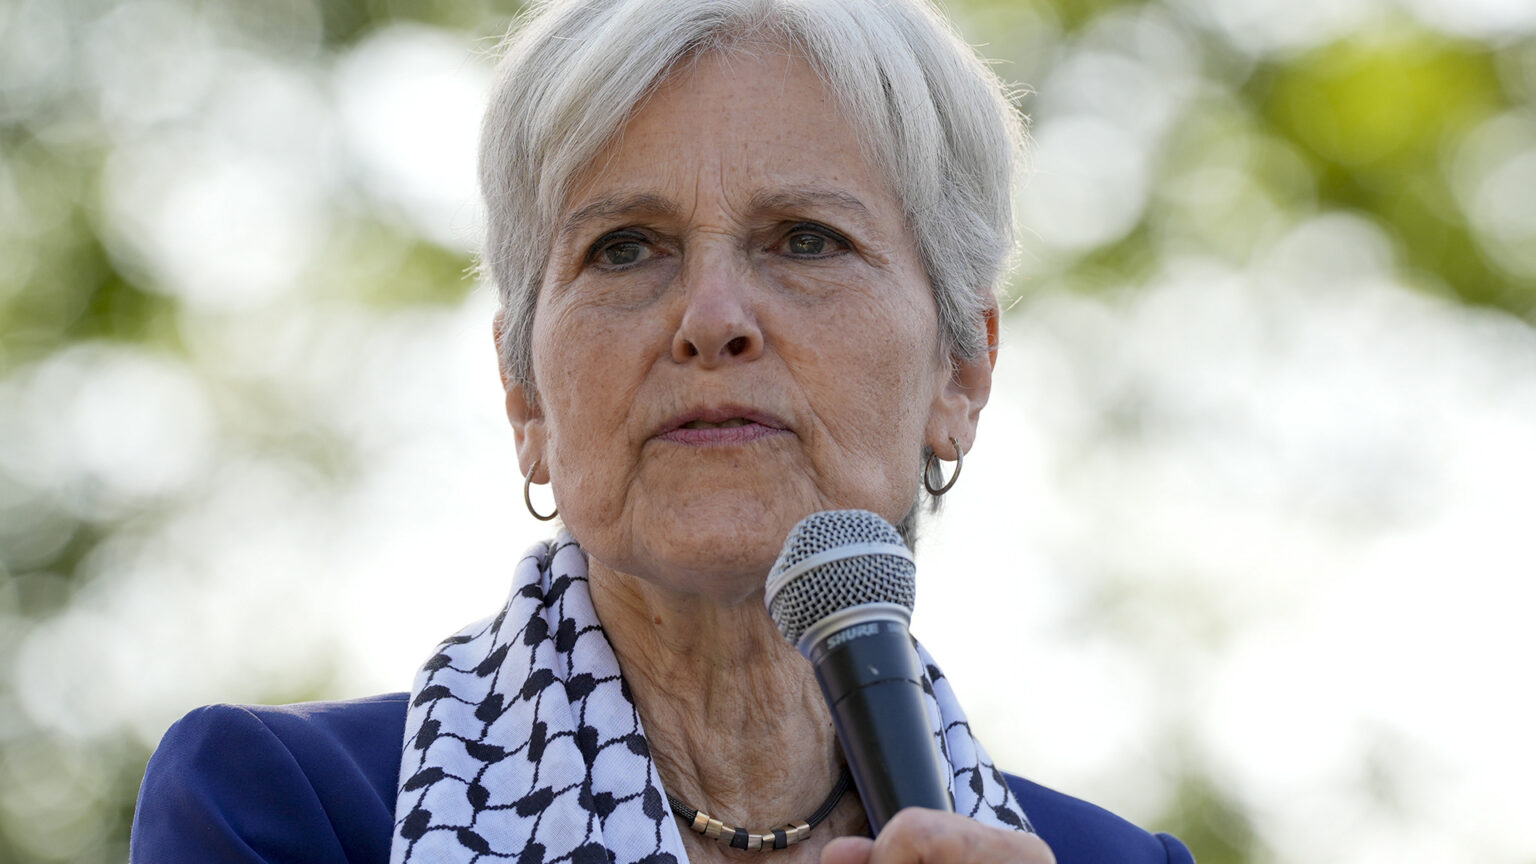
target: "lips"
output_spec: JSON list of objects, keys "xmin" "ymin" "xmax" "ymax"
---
[{"xmin": 655, "ymin": 407, "xmax": 790, "ymax": 445}]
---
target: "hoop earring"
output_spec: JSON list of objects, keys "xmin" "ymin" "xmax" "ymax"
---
[
  {"xmin": 523, "ymin": 460, "xmax": 559, "ymax": 521},
  {"xmin": 923, "ymin": 436, "xmax": 964, "ymax": 496}
]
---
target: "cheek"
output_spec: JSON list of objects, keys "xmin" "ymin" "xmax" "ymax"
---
[
  {"xmin": 533, "ymin": 292, "xmax": 656, "ymax": 412},
  {"xmin": 788, "ymin": 309, "xmax": 946, "ymax": 483},
  {"xmin": 530, "ymin": 302, "xmax": 668, "ymax": 511}
]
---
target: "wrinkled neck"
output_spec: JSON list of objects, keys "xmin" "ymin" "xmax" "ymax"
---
[{"xmin": 588, "ymin": 558, "xmax": 866, "ymax": 862}]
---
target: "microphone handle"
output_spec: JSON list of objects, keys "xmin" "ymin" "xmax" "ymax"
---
[{"xmin": 810, "ymin": 618, "xmax": 953, "ymax": 833}]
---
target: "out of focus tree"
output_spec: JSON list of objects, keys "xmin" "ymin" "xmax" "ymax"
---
[
  {"xmin": 3, "ymin": 0, "xmax": 1533, "ymax": 861},
  {"xmin": 3, "ymin": 2, "xmax": 507, "ymax": 859}
]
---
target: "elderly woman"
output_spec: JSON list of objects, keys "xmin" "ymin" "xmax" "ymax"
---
[{"xmin": 132, "ymin": 1, "xmax": 1194, "ymax": 862}]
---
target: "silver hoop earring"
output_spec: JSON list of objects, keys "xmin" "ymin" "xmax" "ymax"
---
[
  {"xmin": 923, "ymin": 436, "xmax": 963, "ymax": 496},
  {"xmin": 523, "ymin": 460, "xmax": 559, "ymax": 521}
]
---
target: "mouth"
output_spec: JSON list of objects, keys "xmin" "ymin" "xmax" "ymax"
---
[{"xmin": 656, "ymin": 407, "xmax": 790, "ymax": 445}]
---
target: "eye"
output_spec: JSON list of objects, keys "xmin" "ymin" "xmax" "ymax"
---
[
  {"xmin": 779, "ymin": 223, "xmax": 848, "ymax": 258},
  {"xmin": 588, "ymin": 230, "xmax": 656, "ymax": 270}
]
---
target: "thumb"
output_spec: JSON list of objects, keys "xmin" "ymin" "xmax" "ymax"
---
[{"xmin": 820, "ymin": 835, "xmax": 875, "ymax": 864}]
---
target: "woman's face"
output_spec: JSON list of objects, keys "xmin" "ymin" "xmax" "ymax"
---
[{"xmin": 505, "ymin": 47, "xmax": 994, "ymax": 600}]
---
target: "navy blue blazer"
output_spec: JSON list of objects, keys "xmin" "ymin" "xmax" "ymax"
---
[{"xmin": 131, "ymin": 694, "xmax": 1194, "ymax": 863}]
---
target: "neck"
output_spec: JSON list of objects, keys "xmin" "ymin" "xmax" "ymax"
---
[{"xmin": 588, "ymin": 558, "xmax": 866, "ymax": 859}]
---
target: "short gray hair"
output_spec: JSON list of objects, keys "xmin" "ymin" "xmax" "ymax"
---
[{"xmin": 480, "ymin": 0, "xmax": 1026, "ymax": 394}]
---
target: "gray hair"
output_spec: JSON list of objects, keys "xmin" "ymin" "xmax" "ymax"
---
[
  {"xmin": 479, "ymin": 0, "xmax": 1026, "ymax": 545},
  {"xmin": 481, "ymin": 0, "xmax": 1025, "ymax": 392}
]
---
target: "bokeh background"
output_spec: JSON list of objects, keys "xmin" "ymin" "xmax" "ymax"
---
[{"xmin": 3, "ymin": 0, "xmax": 1534, "ymax": 861}]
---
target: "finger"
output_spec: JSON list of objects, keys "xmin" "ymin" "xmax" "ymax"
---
[
  {"xmin": 821, "ymin": 835, "xmax": 875, "ymax": 864},
  {"xmin": 867, "ymin": 808, "xmax": 1057, "ymax": 864}
]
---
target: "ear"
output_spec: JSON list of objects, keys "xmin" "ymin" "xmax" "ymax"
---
[
  {"xmin": 494, "ymin": 314, "xmax": 548, "ymax": 481},
  {"xmin": 924, "ymin": 299, "xmax": 999, "ymax": 457},
  {"xmin": 505, "ymin": 382, "xmax": 548, "ymax": 482}
]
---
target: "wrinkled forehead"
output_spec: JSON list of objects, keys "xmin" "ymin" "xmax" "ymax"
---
[
  {"xmin": 562, "ymin": 47, "xmax": 895, "ymax": 212},
  {"xmin": 538, "ymin": 37, "xmax": 897, "ymax": 234}
]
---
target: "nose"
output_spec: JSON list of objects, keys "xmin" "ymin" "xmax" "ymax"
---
[{"xmin": 671, "ymin": 253, "xmax": 764, "ymax": 367}]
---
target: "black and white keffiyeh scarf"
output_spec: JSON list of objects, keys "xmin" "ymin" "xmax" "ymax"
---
[{"xmin": 390, "ymin": 533, "xmax": 1030, "ymax": 864}]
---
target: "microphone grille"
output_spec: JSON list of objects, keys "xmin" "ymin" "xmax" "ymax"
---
[{"xmin": 764, "ymin": 510, "xmax": 916, "ymax": 646}]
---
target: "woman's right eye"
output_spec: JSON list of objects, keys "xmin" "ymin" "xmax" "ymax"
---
[{"xmin": 589, "ymin": 231, "xmax": 653, "ymax": 269}]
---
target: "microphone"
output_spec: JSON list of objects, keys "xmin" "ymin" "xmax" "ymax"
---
[{"xmin": 764, "ymin": 509, "xmax": 953, "ymax": 834}]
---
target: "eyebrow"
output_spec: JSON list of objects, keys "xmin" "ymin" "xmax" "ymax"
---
[
  {"xmin": 557, "ymin": 193, "xmax": 678, "ymax": 243},
  {"xmin": 557, "ymin": 187, "xmax": 875, "ymax": 242},
  {"xmin": 747, "ymin": 188, "xmax": 872, "ymax": 222}
]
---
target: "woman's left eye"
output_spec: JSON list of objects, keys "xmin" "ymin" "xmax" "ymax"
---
[
  {"xmin": 588, "ymin": 230, "xmax": 655, "ymax": 270},
  {"xmin": 780, "ymin": 224, "xmax": 847, "ymax": 258}
]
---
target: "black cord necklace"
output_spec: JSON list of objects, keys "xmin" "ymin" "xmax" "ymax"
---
[{"xmin": 666, "ymin": 767, "xmax": 853, "ymax": 852}]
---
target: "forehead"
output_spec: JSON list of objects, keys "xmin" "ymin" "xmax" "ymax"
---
[{"xmin": 560, "ymin": 47, "xmax": 900, "ymax": 222}]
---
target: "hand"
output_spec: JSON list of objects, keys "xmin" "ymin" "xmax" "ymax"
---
[{"xmin": 820, "ymin": 808, "xmax": 1056, "ymax": 864}]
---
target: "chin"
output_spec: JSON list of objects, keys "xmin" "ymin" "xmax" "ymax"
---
[
  {"xmin": 573, "ymin": 476, "xmax": 914, "ymax": 600},
  {"xmin": 626, "ymin": 502, "xmax": 801, "ymax": 598}
]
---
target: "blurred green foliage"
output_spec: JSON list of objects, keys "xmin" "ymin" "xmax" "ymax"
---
[
  {"xmin": 3, "ymin": 1, "xmax": 503, "ymax": 859},
  {"xmin": 1258, "ymin": 31, "xmax": 1532, "ymax": 309},
  {"xmin": 3, "ymin": 0, "xmax": 1534, "ymax": 861},
  {"xmin": 1158, "ymin": 769, "xmax": 1259, "ymax": 864}
]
